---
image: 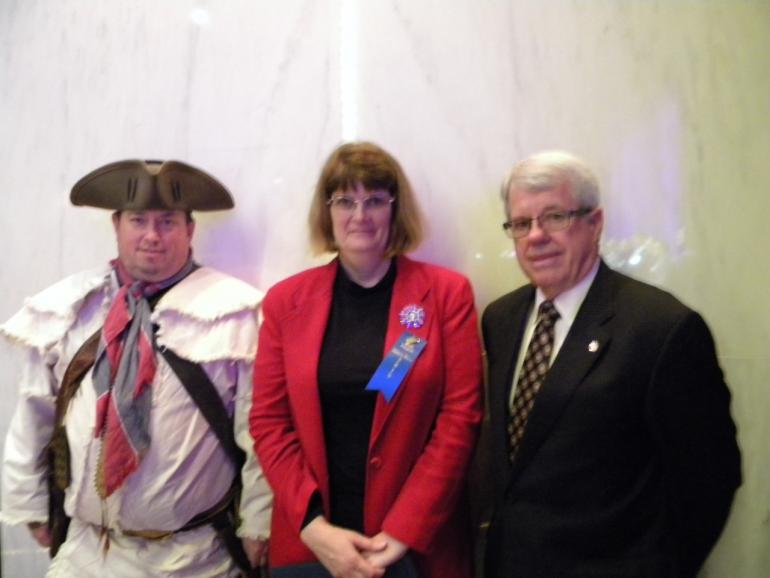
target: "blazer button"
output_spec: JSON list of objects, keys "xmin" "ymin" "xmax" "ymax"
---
[{"xmin": 369, "ymin": 456, "xmax": 383, "ymax": 469}]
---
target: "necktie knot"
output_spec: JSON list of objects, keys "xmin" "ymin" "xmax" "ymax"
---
[
  {"xmin": 537, "ymin": 300, "xmax": 560, "ymax": 327},
  {"xmin": 129, "ymin": 282, "xmax": 149, "ymax": 300}
]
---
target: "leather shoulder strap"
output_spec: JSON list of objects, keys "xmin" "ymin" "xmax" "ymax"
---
[
  {"xmin": 52, "ymin": 332, "xmax": 244, "ymax": 469},
  {"xmin": 159, "ymin": 347, "xmax": 245, "ymax": 470},
  {"xmin": 55, "ymin": 329, "xmax": 102, "ymax": 424}
]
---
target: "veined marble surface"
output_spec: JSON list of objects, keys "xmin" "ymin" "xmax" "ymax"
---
[{"xmin": 1, "ymin": 1, "xmax": 768, "ymax": 576}]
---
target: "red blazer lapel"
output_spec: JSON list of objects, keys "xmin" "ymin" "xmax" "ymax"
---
[
  {"xmin": 282, "ymin": 260, "xmax": 337, "ymax": 492},
  {"xmin": 370, "ymin": 256, "xmax": 433, "ymax": 446}
]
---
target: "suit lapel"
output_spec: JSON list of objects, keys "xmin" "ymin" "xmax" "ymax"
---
[
  {"xmin": 369, "ymin": 257, "xmax": 432, "ymax": 447},
  {"xmin": 283, "ymin": 261, "xmax": 337, "ymax": 485},
  {"xmin": 508, "ymin": 263, "xmax": 617, "ymax": 483},
  {"xmin": 487, "ymin": 288, "xmax": 533, "ymax": 490}
]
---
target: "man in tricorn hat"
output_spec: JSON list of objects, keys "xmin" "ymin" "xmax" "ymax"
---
[{"xmin": 1, "ymin": 160, "xmax": 271, "ymax": 577}]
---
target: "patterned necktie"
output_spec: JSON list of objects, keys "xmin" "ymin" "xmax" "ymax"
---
[{"xmin": 507, "ymin": 299, "xmax": 560, "ymax": 462}]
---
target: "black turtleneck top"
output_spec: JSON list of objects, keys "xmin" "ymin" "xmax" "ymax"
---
[{"xmin": 315, "ymin": 259, "xmax": 396, "ymax": 532}]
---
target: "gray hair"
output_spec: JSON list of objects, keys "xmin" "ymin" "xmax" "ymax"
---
[{"xmin": 501, "ymin": 151, "xmax": 601, "ymax": 218}]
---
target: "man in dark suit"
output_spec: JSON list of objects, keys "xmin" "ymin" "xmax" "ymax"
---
[{"xmin": 481, "ymin": 151, "xmax": 741, "ymax": 578}]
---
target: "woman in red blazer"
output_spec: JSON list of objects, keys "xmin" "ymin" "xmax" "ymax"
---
[{"xmin": 249, "ymin": 142, "xmax": 483, "ymax": 578}]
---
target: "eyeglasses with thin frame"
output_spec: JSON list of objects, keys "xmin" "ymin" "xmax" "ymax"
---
[
  {"xmin": 502, "ymin": 207, "xmax": 594, "ymax": 239},
  {"xmin": 327, "ymin": 193, "xmax": 395, "ymax": 213}
]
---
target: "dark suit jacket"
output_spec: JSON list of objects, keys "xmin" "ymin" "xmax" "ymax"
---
[
  {"xmin": 250, "ymin": 256, "xmax": 483, "ymax": 578},
  {"xmin": 481, "ymin": 261, "xmax": 741, "ymax": 578}
]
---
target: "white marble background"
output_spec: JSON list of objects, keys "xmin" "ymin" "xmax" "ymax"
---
[{"xmin": 1, "ymin": 1, "xmax": 768, "ymax": 576}]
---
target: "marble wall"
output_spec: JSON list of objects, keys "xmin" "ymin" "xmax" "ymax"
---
[{"xmin": 1, "ymin": 1, "xmax": 767, "ymax": 576}]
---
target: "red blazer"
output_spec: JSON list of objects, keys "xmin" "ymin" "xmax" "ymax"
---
[{"xmin": 250, "ymin": 256, "xmax": 483, "ymax": 578}]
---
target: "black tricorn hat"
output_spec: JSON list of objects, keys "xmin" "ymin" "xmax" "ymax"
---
[{"xmin": 70, "ymin": 159, "xmax": 234, "ymax": 211}]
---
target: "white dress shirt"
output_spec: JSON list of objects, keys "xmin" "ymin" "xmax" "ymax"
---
[{"xmin": 509, "ymin": 260, "xmax": 600, "ymax": 407}]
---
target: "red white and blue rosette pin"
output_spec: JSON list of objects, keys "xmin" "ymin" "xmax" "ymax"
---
[{"xmin": 399, "ymin": 304, "xmax": 425, "ymax": 329}]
